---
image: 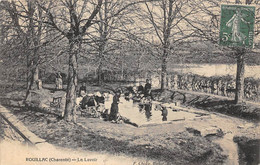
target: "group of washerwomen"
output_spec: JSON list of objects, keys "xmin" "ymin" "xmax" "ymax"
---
[
  {"xmin": 125, "ymin": 79, "xmax": 168, "ymax": 121},
  {"xmin": 77, "ymin": 79, "xmax": 152, "ymax": 122},
  {"xmin": 77, "ymin": 82, "xmax": 120, "ymax": 121},
  {"xmin": 110, "ymin": 79, "xmax": 153, "ymax": 122},
  {"xmin": 109, "ymin": 79, "xmax": 152, "ymax": 122},
  {"xmin": 77, "ymin": 83, "xmax": 106, "ymax": 116},
  {"xmin": 124, "ymin": 79, "xmax": 152, "ymax": 102}
]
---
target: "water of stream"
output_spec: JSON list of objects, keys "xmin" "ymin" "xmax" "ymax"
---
[
  {"xmin": 132, "ymin": 64, "xmax": 260, "ymax": 88},
  {"xmin": 213, "ymin": 133, "xmax": 239, "ymax": 165},
  {"xmin": 102, "ymin": 93, "xmax": 258, "ymax": 165},
  {"xmin": 104, "ymin": 95, "xmax": 202, "ymax": 126}
]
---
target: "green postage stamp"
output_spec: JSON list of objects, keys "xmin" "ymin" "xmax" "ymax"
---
[{"xmin": 219, "ymin": 4, "xmax": 255, "ymax": 48}]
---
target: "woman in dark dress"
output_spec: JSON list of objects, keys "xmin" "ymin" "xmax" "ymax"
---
[
  {"xmin": 161, "ymin": 106, "xmax": 168, "ymax": 121},
  {"xmin": 56, "ymin": 71, "xmax": 63, "ymax": 89},
  {"xmin": 79, "ymin": 82, "xmax": 87, "ymax": 96},
  {"xmin": 144, "ymin": 79, "xmax": 152, "ymax": 97},
  {"xmin": 109, "ymin": 91, "xmax": 121, "ymax": 121}
]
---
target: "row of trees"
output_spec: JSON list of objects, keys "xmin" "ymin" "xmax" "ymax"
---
[{"xmin": 0, "ymin": 0, "xmax": 259, "ymax": 121}]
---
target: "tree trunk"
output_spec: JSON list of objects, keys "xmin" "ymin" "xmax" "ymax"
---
[
  {"xmin": 97, "ymin": 0, "xmax": 108, "ymax": 86},
  {"xmin": 98, "ymin": 59, "xmax": 103, "ymax": 85},
  {"xmin": 97, "ymin": 41, "xmax": 105, "ymax": 86},
  {"xmin": 160, "ymin": 0, "xmax": 173, "ymax": 90},
  {"xmin": 234, "ymin": 0, "xmax": 248, "ymax": 104},
  {"xmin": 25, "ymin": 56, "xmax": 39, "ymax": 100},
  {"xmin": 121, "ymin": 60, "xmax": 124, "ymax": 81},
  {"xmin": 64, "ymin": 40, "xmax": 79, "ymax": 122},
  {"xmin": 161, "ymin": 49, "xmax": 167, "ymax": 90},
  {"xmin": 33, "ymin": 66, "xmax": 39, "ymax": 82},
  {"xmin": 235, "ymin": 49, "xmax": 245, "ymax": 104},
  {"xmin": 25, "ymin": 0, "xmax": 38, "ymax": 100},
  {"xmin": 26, "ymin": 62, "xmax": 33, "ymax": 99},
  {"xmin": 25, "ymin": 1, "xmax": 43, "ymax": 99}
]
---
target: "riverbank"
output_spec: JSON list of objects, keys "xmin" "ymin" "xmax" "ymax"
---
[
  {"xmin": 151, "ymin": 89, "xmax": 260, "ymax": 121},
  {"xmin": 0, "ymin": 85, "xmax": 226, "ymax": 164},
  {"xmin": 6, "ymin": 106, "xmax": 226, "ymax": 165},
  {"xmin": 0, "ymin": 83, "xmax": 259, "ymax": 164}
]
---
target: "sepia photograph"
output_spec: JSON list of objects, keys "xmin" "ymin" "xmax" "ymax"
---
[{"xmin": 0, "ymin": 0, "xmax": 259, "ymax": 165}]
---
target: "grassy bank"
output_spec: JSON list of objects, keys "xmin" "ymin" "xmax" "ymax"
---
[
  {"xmin": 10, "ymin": 107, "xmax": 226, "ymax": 165},
  {"xmin": 151, "ymin": 89, "xmax": 260, "ymax": 121},
  {"xmin": 233, "ymin": 136, "xmax": 260, "ymax": 164}
]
